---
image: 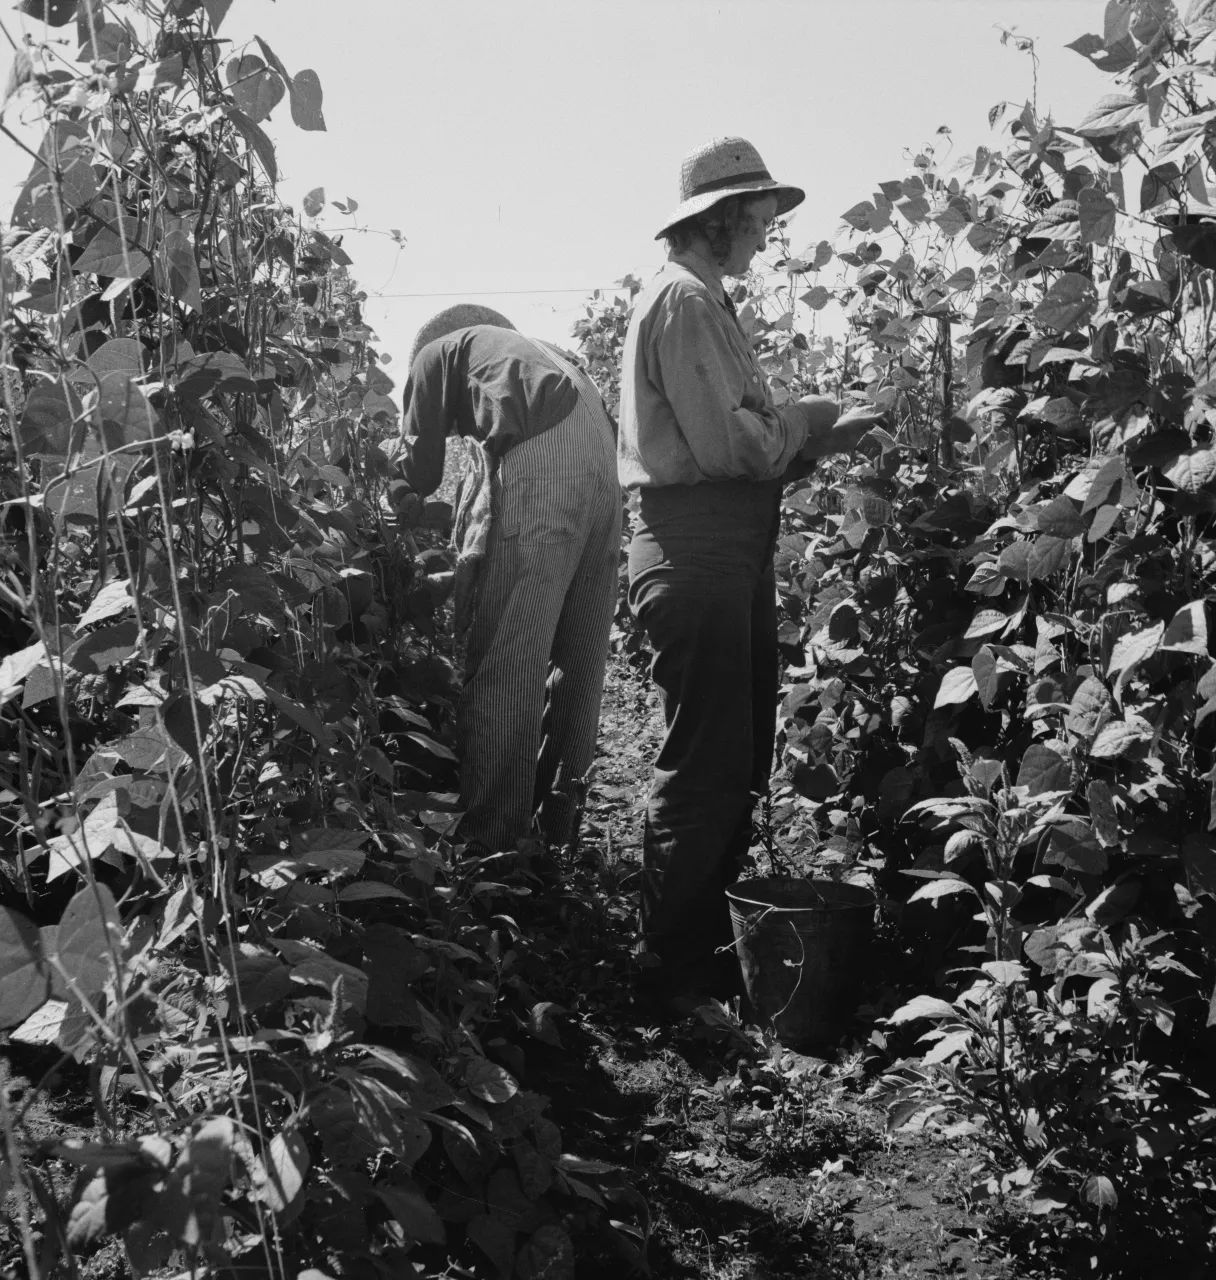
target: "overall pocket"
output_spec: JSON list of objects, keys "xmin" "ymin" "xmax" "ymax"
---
[{"xmin": 499, "ymin": 471, "xmax": 589, "ymax": 546}]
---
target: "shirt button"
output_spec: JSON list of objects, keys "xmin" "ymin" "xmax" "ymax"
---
[{"xmin": 752, "ymin": 375, "xmax": 759, "ymax": 383}]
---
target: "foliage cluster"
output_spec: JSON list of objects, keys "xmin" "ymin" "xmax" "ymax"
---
[
  {"xmin": 0, "ymin": 3, "xmax": 645, "ymax": 1279},
  {"xmin": 582, "ymin": 1, "xmax": 1216, "ymax": 1271}
]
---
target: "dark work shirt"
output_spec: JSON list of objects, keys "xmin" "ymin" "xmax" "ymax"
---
[{"xmin": 399, "ymin": 325, "xmax": 581, "ymax": 496}]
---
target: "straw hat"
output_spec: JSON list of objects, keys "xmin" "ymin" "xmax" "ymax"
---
[
  {"xmin": 408, "ymin": 303, "xmax": 516, "ymax": 364},
  {"xmin": 655, "ymin": 136, "xmax": 805, "ymax": 240}
]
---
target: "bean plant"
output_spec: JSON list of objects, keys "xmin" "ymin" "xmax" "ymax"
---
[
  {"xmin": 577, "ymin": 1, "xmax": 1216, "ymax": 1271},
  {"xmin": 0, "ymin": 3, "xmax": 646, "ymax": 1278}
]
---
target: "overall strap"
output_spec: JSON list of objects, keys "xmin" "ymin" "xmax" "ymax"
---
[{"xmin": 524, "ymin": 336, "xmax": 606, "ymax": 418}]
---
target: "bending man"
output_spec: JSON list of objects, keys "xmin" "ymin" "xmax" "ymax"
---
[{"xmin": 397, "ymin": 304, "xmax": 621, "ymax": 853}]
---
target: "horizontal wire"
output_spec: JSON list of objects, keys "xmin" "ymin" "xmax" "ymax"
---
[
  {"xmin": 367, "ymin": 264, "xmax": 798, "ymax": 302},
  {"xmin": 370, "ymin": 285, "xmax": 625, "ymax": 299}
]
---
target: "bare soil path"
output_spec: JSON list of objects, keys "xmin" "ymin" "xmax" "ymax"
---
[{"xmin": 532, "ymin": 652, "xmax": 1029, "ymax": 1279}]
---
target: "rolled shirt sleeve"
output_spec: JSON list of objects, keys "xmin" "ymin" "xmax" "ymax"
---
[{"xmin": 656, "ymin": 295, "xmax": 808, "ymax": 481}]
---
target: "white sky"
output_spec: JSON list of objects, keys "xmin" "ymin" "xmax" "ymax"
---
[{"xmin": 2, "ymin": 0, "xmax": 1110, "ymax": 368}]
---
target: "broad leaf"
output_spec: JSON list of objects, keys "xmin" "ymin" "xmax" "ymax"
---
[
  {"xmin": 1034, "ymin": 273, "xmax": 1098, "ymax": 332},
  {"xmin": 1078, "ymin": 186, "xmax": 1117, "ymax": 244},
  {"xmin": 74, "ymin": 226, "xmax": 151, "ymax": 279},
  {"xmin": 96, "ymin": 373, "xmax": 161, "ymax": 450},
  {"xmin": 225, "ymin": 54, "xmax": 284, "ymax": 122},
  {"xmin": 303, "ymin": 186, "xmax": 326, "ymax": 218},
  {"xmin": 1083, "ymin": 1175, "xmax": 1118, "ymax": 1212},
  {"xmin": 158, "ymin": 1118, "xmax": 233, "ymax": 1247},
  {"xmin": 1045, "ymin": 820, "xmax": 1108, "ymax": 874},
  {"xmin": 1033, "ymin": 495, "xmax": 1085, "ymax": 538},
  {"xmin": 1107, "ymin": 622, "xmax": 1163, "ymax": 678},
  {"xmin": 468, "ymin": 1213, "xmax": 516, "ymax": 1279},
  {"xmin": 78, "ymin": 577, "xmax": 134, "ymax": 627},
  {"xmin": 516, "ymin": 1225, "xmax": 575, "ymax": 1280},
  {"xmin": 337, "ymin": 881, "xmax": 408, "ymax": 902},
  {"xmin": 161, "ymin": 228, "xmax": 202, "ymax": 312},
  {"xmin": 1088, "ymin": 780, "xmax": 1120, "ymax": 846},
  {"xmin": 43, "ymin": 794, "xmax": 121, "ymax": 880},
  {"xmin": 1090, "ymin": 718, "xmax": 1153, "ymax": 758},
  {"xmin": 907, "ymin": 879, "xmax": 976, "ymax": 905},
  {"xmin": 1164, "ymin": 447, "xmax": 1216, "ymax": 492},
  {"xmin": 1170, "ymin": 223, "xmax": 1216, "ymax": 271},
  {"xmin": 1028, "ymin": 535, "xmax": 1070, "ymax": 580},
  {"xmin": 65, "ymin": 622, "xmax": 139, "ymax": 673},
  {"xmin": 964, "ymin": 608, "xmax": 1006, "ymax": 639},
  {"xmin": 972, "ymin": 646, "xmax": 1005, "ymax": 710},
  {"xmin": 256, "ymin": 1131, "xmax": 308, "ymax": 1213},
  {"xmin": 112, "ymin": 726, "xmax": 190, "ymax": 775},
  {"xmin": 887, "ymin": 994, "xmax": 956, "ymax": 1024},
  {"xmin": 1016, "ymin": 743, "xmax": 1071, "ymax": 795},
  {"xmin": 1074, "ymin": 94, "xmax": 1146, "ymax": 137},
  {"xmin": 20, "ymin": 379, "xmax": 81, "ymax": 456},
  {"xmin": 0, "ymin": 642, "xmax": 52, "ymax": 702},
  {"xmin": 1161, "ymin": 600, "xmax": 1208, "ymax": 655},
  {"xmin": 0, "ymin": 907, "xmax": 50, "ymax": 1028},
  {"xmin": 265, "ymin": 687, "xmax": 337, "ymax": 746},
  {"xmin": 1064, "ymin": 675, "xmax": 1116, "ymax": 737},
  {"xmin": 998, "ymin": 540, "xmax": 1033, "ymax": 583},
  {"xmin": 226, "ymin": 106, "xmax": 277, "ymax": 180},
  {"xmin": 1081, "ymin": 454, "xmax": 1131, "ymax": 515},
  {"xmin": 841, "ymin": 201, "xmax": 877, "ymax": 231},
  {"xmin": 175, "ymin": 350, "xmax": 258, "ymax": 398},
  {"xmin": 87, "ymin": 338, "xmax": 146, "ymax": 376},
  {"xmin": 935, "ymin": 666, "xmax": 977, "ymax": 707},
  {"xmin": 374, "ymin": 1184, "xmax": 445, "ymax": 1245},
  {"xmin": 982, "ymin": 960, "xmax": 1028, "ymax": 984},
  {"xmin": 45, "ymin": 882, "xmax": 121, "ymax": 1058},
  {"xmin": 18, "ymin": 0, "xmax": 78, "ymax": 24},
  {"xmin": 289, "ymin": 68, "xmax": 326, "ymax": 130},
  {"xmin": 466, "ymin": 1057, "xmax": 519, "ymax": 1103}
]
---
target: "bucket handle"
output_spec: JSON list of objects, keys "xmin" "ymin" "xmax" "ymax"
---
[
  {"xmin": 717, "ymin": 911, "xmax": 808, "ymax": 1031},
  {"xmin": 717, "ymin": 902, "xmax": 781, "ymax": 954}
]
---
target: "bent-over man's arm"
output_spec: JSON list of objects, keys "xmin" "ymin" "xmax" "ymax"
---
[{"xmin": 397, "ymin": 344, "xmax": 452, "ymax": 497}]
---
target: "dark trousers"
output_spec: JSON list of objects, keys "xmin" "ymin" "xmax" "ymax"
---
[{"xmin": 627, "ymin": 479, "xmax": 782, "ymax": 993}]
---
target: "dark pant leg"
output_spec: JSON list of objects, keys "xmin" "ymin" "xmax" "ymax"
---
[
  {"xmin": 750, "ymin": 560, "xmax": 780, "ymax": 797},
  {"xmin": 629, "ymin": 552, "xmax": 768, "ymax": 988},
  {"xmin": 627, "ymin": 481, "xmax": 782, "ymax": 994},
  {"xmin": 719, "ymin": 560, "xmax": 780, "ymax": 876}
]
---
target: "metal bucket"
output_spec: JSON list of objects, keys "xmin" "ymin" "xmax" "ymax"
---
[{"xmin": 726, "ymin": 877, "xmax": 875, "ymax": 1047}]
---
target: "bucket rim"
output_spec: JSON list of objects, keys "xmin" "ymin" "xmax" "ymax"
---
[{"xmin": 725, "ymin": 875, "xmax": 874, "ymax": 912}]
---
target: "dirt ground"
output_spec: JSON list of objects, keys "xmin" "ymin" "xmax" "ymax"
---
[{"xmin": 531, "ymin": 651, "xmax": 1025, "ymax": 1280}]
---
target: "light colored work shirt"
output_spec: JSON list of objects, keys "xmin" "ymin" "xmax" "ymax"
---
[{"xmin": 617, "ymin": 250, "xmax": 809, "ymax": 488}]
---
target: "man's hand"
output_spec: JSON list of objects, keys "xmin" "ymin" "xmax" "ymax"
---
[
  {"xmin": 797, "ymin": 398, "xmax": 888, "ymax": 460},
  {"xmin": 828, "ymin": 405, "xmax": 888, "ymax": 453},
  {"xmin": 387, "ymin": 479, "xmax": 424, "ymax": 527}
]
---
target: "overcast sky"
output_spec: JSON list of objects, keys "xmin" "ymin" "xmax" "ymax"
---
[{"xmin": 2, "ymin": 0, "xmax": 1111, "ymax": 368}]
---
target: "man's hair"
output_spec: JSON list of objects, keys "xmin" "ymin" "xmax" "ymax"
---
[{"xmin": 662, "ymin": 193, "xmax": 751, "ymax": 263}]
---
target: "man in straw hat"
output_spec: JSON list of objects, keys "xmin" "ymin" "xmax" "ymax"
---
[
  {"xmin": 395, "ymin": 305, "xmax": 620, "ymax": 853},
  {"xmin": 618, "ymin": 137, "xmax": 887, "ymax": 1013}
]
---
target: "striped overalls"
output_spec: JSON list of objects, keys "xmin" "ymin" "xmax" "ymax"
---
[{"xmin": 457, "ymin": 350, "xmax": 621, "ymax": 851}]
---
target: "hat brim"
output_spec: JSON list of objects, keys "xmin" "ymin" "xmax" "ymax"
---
[{"xmin": 654, "ymin": 180, "xmax": 805, "ymax": 240}]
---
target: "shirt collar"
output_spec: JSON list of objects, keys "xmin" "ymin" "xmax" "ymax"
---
[{"xmin": 667, "ymin": 248, "xmax": 728, "ymax": 302}]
